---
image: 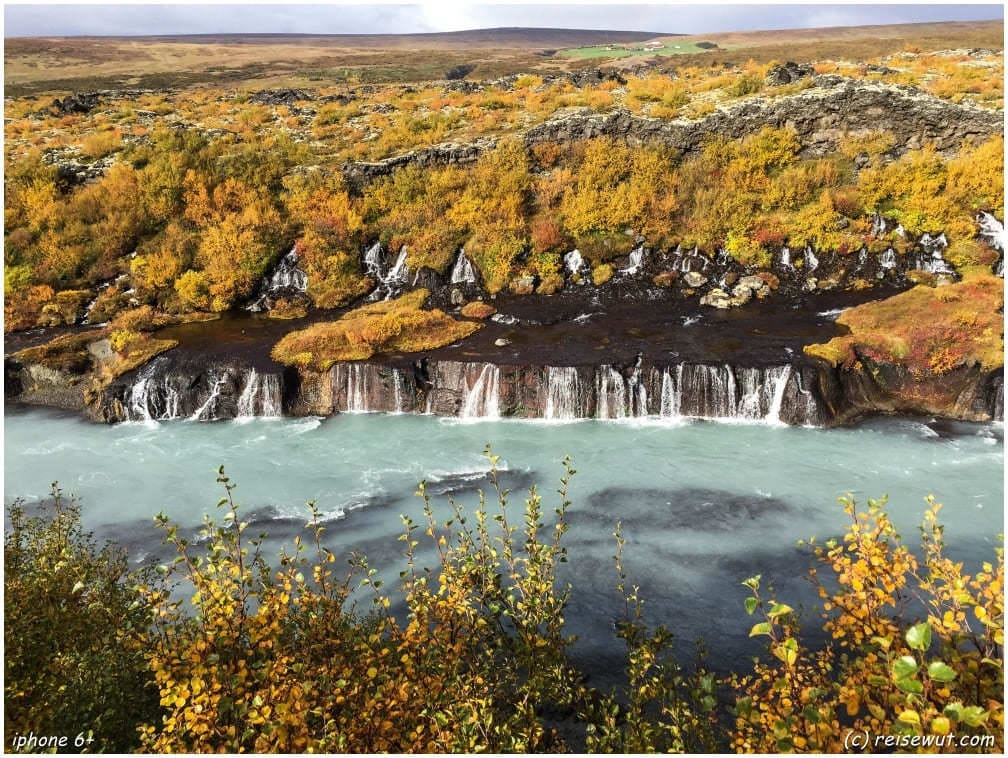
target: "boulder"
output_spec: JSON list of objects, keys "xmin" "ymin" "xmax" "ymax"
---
[
  {"xmin": 700, "ymin": 287, "xmax": 732, "ymax": 309},
  {"xmin": 50, "ymin": 92, "xmax": 101, "ymax": 115},
  {"xmin": 683, "ymin": 271, "xmax": 708, "ymax": 288},
  {"xmin": 248, "ymin": 89, "xmax": 314, "ymax": 106},
  {"xmin": 736, "ymin": 275, "xmax": 766, "ymax": 291},
  {"xmin": 730, "ymin": 283, "xmax": 753, "ymax": 305},
  {"xmin": 765, "ymin": 61, "xmax": 814, "ymax": 86}
]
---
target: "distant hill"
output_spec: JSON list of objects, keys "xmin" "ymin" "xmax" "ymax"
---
[{"xmin": 8, "ymin": 27, "xmax": 670, "ymax": 49}]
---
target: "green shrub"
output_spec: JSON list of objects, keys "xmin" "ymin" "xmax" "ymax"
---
[{"xmin": 4, "ymin": 486, "xmax": 161, "ymax": 752}]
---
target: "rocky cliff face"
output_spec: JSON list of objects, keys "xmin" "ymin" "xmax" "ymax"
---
[
  {"xmin": 343, "ymin": 76, "xmax": 1003, "ymax": 186},
  {"xmin": 815, "ymin": 358, "xmax": 1004, "ymax": 425},
  {"xmin": 94, "ymin": 353, "xmax": 829, "ymax": 426}
]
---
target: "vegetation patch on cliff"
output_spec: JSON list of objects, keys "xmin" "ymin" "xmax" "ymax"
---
[
  {"xmin": 804, "ymin": 274, "xmax": 1004, "ymax": 374},
  {"xmin": 11, "ymin": 330, "xmax": 106, "ymax": 374},
  {"xmin": 271, "ymin": 289, "xmax": 481, "ymax": 370}
]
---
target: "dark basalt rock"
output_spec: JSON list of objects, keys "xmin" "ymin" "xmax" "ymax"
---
[
  {"xmin": 248, "ymin": 88, "xmax": 314, "ymax": 106},
  {"xmin": 566, "ymin": 67, "xmax": 627, "ymax": 88},
  {"xmin": 50, "ymin": 92, "xmax": 101, "ymax": 115},
  {"xmin": 812, "ymin": 354, "xmax": 1004, "ymax": 425},
  {"xmin": 343, "ymin": 76, "xmax": 1003, "ymax": 187},
  {"xmin": 765, "ymin": 61, "xmax": 814, "ymax": 86}
]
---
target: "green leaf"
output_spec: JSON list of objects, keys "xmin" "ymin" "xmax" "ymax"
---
[
  {"xmin": 749, "ymin": 622, "xmax": 772, "ymax": 638},
  {"xmin": 892, "ymin": 656, "xmax": 918, "ymax": 679},
  {"xmin": 905, "ymin": 622, "xmax": 932, "ymax": 651},
  {"xmin": 767, "ymin": 602, "xmax": 794, "ymax": 619},
  {"xmin": 745, "ymin": 597, "xmax": 758, "ymax": 615},
  {"xmin": 895, "ymin": 677, "xmax": 923, "ymax": 694},
  {"xmin": 741, "ymin": 574, "xmax": 761, "ymax": 590},
  {"xmin": 898, "ymin": 709, "xmax": 920, "ymax": 725},
  {"xmin": 961, "ymin": 706, "xmax": 989, "ymax": 727},
  {"xmin": 926, "ymin": 661, "xmax": 957, "ymax": 683},
  {"xmin": 943, "ymin": 702, "xmax": 963, "ymax": 721}
]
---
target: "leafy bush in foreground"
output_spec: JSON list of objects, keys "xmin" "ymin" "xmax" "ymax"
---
[
  {"xmin": 3, "ymin": 456, "xmax": 1003, "ymax": 753},
  {"xmin": 733, "ymin": 496, "xmax": 1003, "ymax": 752},
  {"xmin": 4, "ymin": 486, "xmax": 160, "ymax": 752}
]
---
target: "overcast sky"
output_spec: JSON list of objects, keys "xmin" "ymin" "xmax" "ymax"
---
[{"xmin": 3, "ymin": 2, "xmax": 1004, "ymax": 38}]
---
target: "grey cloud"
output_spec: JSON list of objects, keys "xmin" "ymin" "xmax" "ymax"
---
[{"xmin": 4, "ymin": 3, "xmax": 1003, "ymax": 38}]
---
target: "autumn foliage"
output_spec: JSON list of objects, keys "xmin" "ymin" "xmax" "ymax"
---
[
  {"xmin": 733, "ymin": 495, "xmax": 1002, "ymax": 753},
  {"xmin": 5, "ymin": 455, "xmax": 1002, "ymax": 753},
  {"xmin": 271, "ymin": 289, "xmax": 481, "ymax": 370}
]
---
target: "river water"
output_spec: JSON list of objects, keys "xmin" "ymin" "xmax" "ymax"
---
[{"xmin": 4, "ymin": 407, "xmax": 1003, "ymax": 676}]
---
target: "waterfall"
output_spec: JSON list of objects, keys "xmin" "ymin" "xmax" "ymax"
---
[
  {"xmin": 736, "ymin": 369, "xmax": 763, "ymax": 419},
  {"xmin": 392, "ymin": 369, "xmax": 406, "ymax": 413},
  {"xmin": 913, "ymin": 233, "xmax": 955, "ymax": 275},
  {"xmin": 460, "ymin": 364, "xmax": 500, "ymax": 419},
  {"xmin": 879, "ymin": 248, "xmax": 897, "ymax": 270},
  {"xmin": 346, "ymin": 364, "xmax": 369, "ymax": 412},
  {"xmin": 765, "ymin": 366, "xmax": 792, "ymax": 424},
  {"xmin": 269, "ymin": 248, "xmax": 308, "ymax": 291},
  {"xmin": 544, "ymin": 367, "xmax": 580, "ymax": 420},
  {"xmin": 126, "ymin": 358, "xmax": 183, "ymax": 421},
  {"xmin": 190, "ymin": 372, "xmax": 229, "ymax": 421},
  {"xmin": 236, "ymin": 369, "xmax": 282, "ymax": 418},
  {"xmin": 247, "ymin": 247, "xmax": 308, "ymax": 311},
  {"xmin": 619, "ymin": 245, "xmax": 647, "ymax": 276},
  {"xmin": 129, "ymin": 373, "xmax": 155, "ymax": 422},
  {"xmin": 364, "ymin": 243, "xmax": 410, "ymax": 300},
  {"xmin": 363, "ymin": 241, "xmax": 385, "ymax": 279},
  {"xmin": 804, "ymin": 247, "xmax": 819, "ymax": 272},
  {"xmin": 977, "ymin": 212, "xmax": 1007, "ymax": 250},
  {"xmin": 656, "ymin": 364, "xmax": 799, "ymax": 423},
  {"xmin": 450, "ymin": 248, "xmax": 478, "ymax": 285},
  {"xmin": 660, "ymin": 366, "xmax": 683, "ymax": 418},
  {"xmin": 870, "ymin": 212, "xmax": 887, "ymax": 238},
  {"xmin": 595, "ymin": 366, "xmax": 627, "ymax": 419},
  {"xmin": 564, "ymin": 249, "xmax": 585, "ymax": 275},
  {"xmin": 977, "ymin": 212, "xmax": 1006, "ymax": 277},
  {"xmin": 779, "ymin": 246, "xmax": 791, "ymax": 269},
  {"xmin": 386, "ymin": 246, "xmax": 409, "ymax": 285}
]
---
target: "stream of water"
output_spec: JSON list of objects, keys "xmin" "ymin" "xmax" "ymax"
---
[{"xmin": 4, "ymin": 407, "xmax": 1003, "ymax": 675}]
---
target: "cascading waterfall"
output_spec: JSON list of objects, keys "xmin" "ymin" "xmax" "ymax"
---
[
  {"xmin": 386, "ymin": 246, "xmax": 408, "ymax": 284},
  {"xmin": 595, "ymin": 366, "xmax": 627, "ymax": 419},
  {"xmin": 660, "ymin": 366, "xmax": 683, "ymax": 418},
  {"xmin": 977, "ymin": 212, "xmax": 1006, "ymax": 277},
  {"xmin": 269, "ymin": 248, "xmax": 308, "ymax": 291},
  {"xmin": 870, "ymin": 212, "xmax": 888, "ymax": 238},
  {"xmin": 363, "ymin": 241, "xmax": 385, "ymax": 279},
  {"xmin": 126, "ymin": 358, "xmax": 183, "ymax": 422},
  {"xmin": 657, "ymin": 364, "xmax": 797, "ymax": 423},
  {"xmin": 765, "ymin": 366, "xmax": 792, "ymax": 424},
  {"xmin": 460, "ymin": 364, "xmax": 500, "ymax": 419},
  {"xmin": 236, "ymin": 369, "xmax": 282, "ymax": 418},
  {"xmin": 392, "ymin": 369, "xmax": 406, "ymax": 414},
  {"xmin": 914, "ymin": 233, "xmax": 955, "ymax": 275},
  {"xmin": 247, "ymin": 247, "xmax": 308, "ymax": 311},
  {"xmin": 450, "ymin": 248, "xmax": 478, "ymax": 285},
  {"xmin": 544, "ymin": 367, "xmax": 580, "ymax": 420},
  {"xmin": 879, "ymin": 248, "xmax": 897, "ymax": 270},
  {"xmin": 129, "ymin": 369, "xmax": 155, "ymax": 422},
  {"xmin": 345, "ymin": 364, "xmax": 370, "ymax": 412},
  {"xmin": 619, "ymin": 245, "xmax": 647, "ymax": 276},
  {"xmin": 779, "ymin": 246, "xmax": 792, "ymax": 269},
  {"xmin": 190, "ymin": 372, "xmax": 229, "ymax": 422},
  {"xmin": 804, "ymin": 247, "xmax": 819, "ymax": 272},
  {"xmin": 563, "ymin": 249, "xmax": 590, "ymax": 282},
  {"xmin": 364, "ymin": 243, "xmax": 410, "ymax": 299}
]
